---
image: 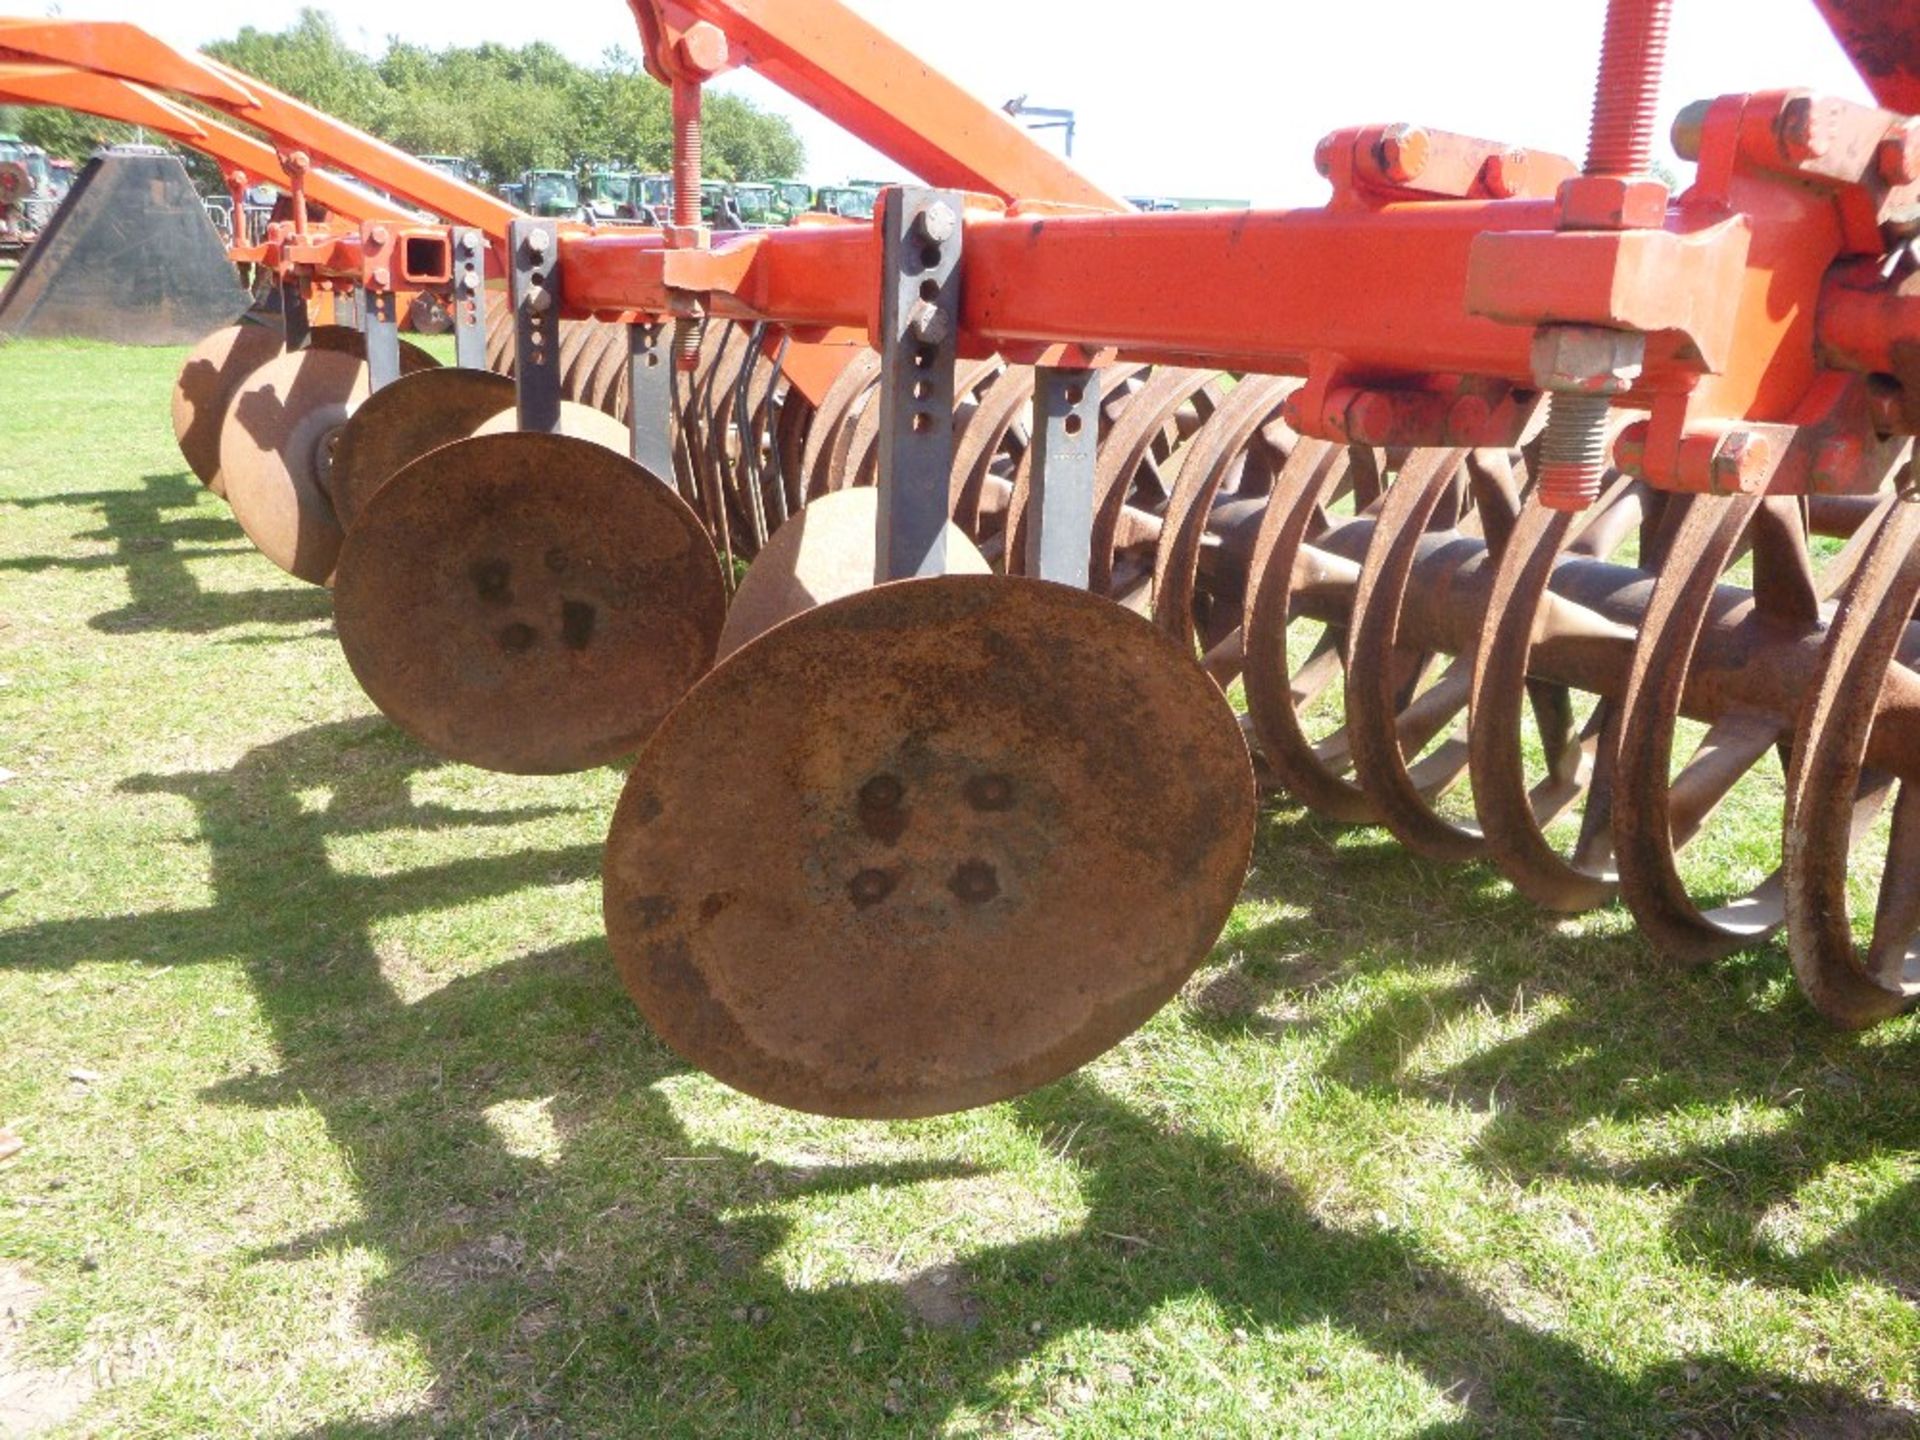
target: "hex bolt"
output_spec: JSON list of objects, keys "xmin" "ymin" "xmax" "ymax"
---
[
  {"xmin": 1536, "ymin": 393, "xmax": 1615, "ymax": 510},
  {"xmin": 1710, "ymin": 430, "xmax": 1771, "ymax": 493},
  {"xmin": 1481, "ymin": 148, "xmax": 1528, "ymax": 199},
  {"xmin": 1776, "ymin": 95, "xmax": 1834, "ymax": 165},
  {"xmin": 1879, "ymin": 118, "xmax": 1920, "ymax": 186},
  {"xmin": 1531, "ymin": 326, "xmax": 1644, "ymax": 511},
  {"xmin": 1584, "ymin": 0, "xmax": 1672, "ymax": 177},
  {"xmin": 372, "ymin": 266, "xmax": 391, "ymax": 289},
  {"xmin": 369, "ymin": 225, "xmax": 390, "ymax": 248},
  {"xmin": 463, "ymin": 231, "xmax": 482, "ymax": 255},
  {"xmin": 908, "ymin": 300, "xmax": 951, "ymax": 347},
  {"xmin": 1376, "ymin": 124, "xmax": 1430, "ymax": 186},
  {"xmin": 525, "ymin": 282, "xmax": 552, "ymax": 315},
  {"xmin": 1539, "ymin": 0, "xmax": 1671, "ymax": 510},
  {"xmin": 525, "ymin": 228, "xmax": 550, "ymax": 257},
  {"xmin": 914, "ymin": 202, "xmax": 957, "ymax": 247}
]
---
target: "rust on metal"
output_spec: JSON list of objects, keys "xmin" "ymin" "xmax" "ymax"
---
[
  {"xmin": 333, "ymin": 432, "xmax": 724, "ymax": 775},
  {"xmin": 717, "ymin": 488, "xmax": 987, "ymax": 659},
  {"xmin": 326, "ymin": 366, "xmax": 516, "ymax": 528},
  {"xmin": 603, "ymin": 575, "xmax": 1256, "ymax": 1118}
]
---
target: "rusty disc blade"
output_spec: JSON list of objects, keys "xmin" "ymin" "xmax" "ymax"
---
[
  {"xmin": 177, "ymin": 322, "xmax": 437, "ymax": 502},
  {"xmin": 172, "ymin": 319, "xmax": 284, "ymax": 495},
  {"xmin": 333, "ymin": 432, "xmax": 725, "ymax": 775},
  {"xmin": 719, "ymin": 488, "xmax": 989, "ymax": 660},
  {"xmin": 327, "ymin": 367, "xmax": 516, "ymax": 529},
  {"xmin": 472, "ymin": 400, "xmax": 632, "ymax": 452},
  {"xmin": 603, "ymin": 574, "xmax": 1257, "ymax": 1119},
  {"xmin": 218, "ymin": 345, "xmax": 369, "ymax": 585}
]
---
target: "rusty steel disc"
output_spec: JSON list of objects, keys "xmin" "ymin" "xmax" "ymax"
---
[
  {"xmin": 327, "ymin": 367, "xmax": 516, "ymax": 529},
  {"xmin": 218, "ymin": 345, "xmax": 370, "ymax": 585},
  {"xmin": 333, "ymin": 432, "xmax": 725, "ymax": 775},
  {"xmin": 172, "ymin": 320, "xmax": 285, "ymax": 495},
  {"xmin": 603, "ymin": 575, "xmax": 1257, "ymax": 1119},
  {"xmin": 718, "ymin": 489, "xmax": 989, "ymax": 660},
  {"xmin": 471, "ymin": 400, "xmax": 632, "ymax": 453},
  {"xmin": 176, "ymin": 322, "xmax": 437, "ymax": 501}
]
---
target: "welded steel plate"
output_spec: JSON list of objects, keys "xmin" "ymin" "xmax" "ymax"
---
[
  {"xmin": 603, "ymin": 574, "xmax": 1257, "ymax": 1118},
  {"xmin": 333, "ymin": 432, "xmax": 725, "ymax": 775},
  {"xmin": 327, "ymin": 366, "xmax": 516, "ymax": 528},
  {"xmin": 718, "ymin": 488, "xmax": 989, "ymax": 660},
  {"xmin": 218, "ymin": 345, "xmax": 368, "ymax": 584}
]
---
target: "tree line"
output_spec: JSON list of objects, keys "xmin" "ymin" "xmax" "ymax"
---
[{"xmin": 0, "ymin": 9, "xmax": 805, "ymax": 187}]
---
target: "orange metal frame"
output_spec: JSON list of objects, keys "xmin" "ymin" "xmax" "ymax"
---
[
  {"xmin": 0, "ymin": 63, "xmax": 400, "ymax": 224},
  {"xmin": 0, "ymin": 20, "xmax": 520, "ymax": 242},
  {"xmin": 5, "ymin": 5, "xmax": 1918, "ymax": 503}
]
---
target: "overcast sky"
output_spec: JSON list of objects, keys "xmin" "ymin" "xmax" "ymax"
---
[{"xmin": 59, "ymin": 0, "xmax": 1879, "ymax": 205}]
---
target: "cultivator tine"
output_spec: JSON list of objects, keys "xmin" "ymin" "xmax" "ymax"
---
[
  {"xmin": 1785, "ymin": 490, "xmax": 1920, "ymax": 1026},
  {"xmin": 509, "ymin": 218, "xmax": 563, "ymax": 434}
]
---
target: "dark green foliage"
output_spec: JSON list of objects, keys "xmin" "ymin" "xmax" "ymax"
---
[{"xmin": 9, "ymin": 9, "xmax": 803, "ymax": 186}]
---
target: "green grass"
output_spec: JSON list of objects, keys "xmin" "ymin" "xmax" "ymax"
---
[{"xmin": 1, "ymin": 339, "xmax": 1916, "ymax": 1439}]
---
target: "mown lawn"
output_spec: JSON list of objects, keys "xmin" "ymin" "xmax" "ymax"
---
[{"xmin": 0, "ymin": 338, "xmax": 1916, "ymax": 1439}]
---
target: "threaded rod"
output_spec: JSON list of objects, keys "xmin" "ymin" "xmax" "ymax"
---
[{"xmin": 1585, "ymin": 0, "xmax": 1672, "ymax": 177}]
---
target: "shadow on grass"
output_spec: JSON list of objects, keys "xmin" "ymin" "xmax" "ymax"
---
[
  {"xmin": 1211, "ymin": 807, "xmax": 1920, "ymax": 1320},
  {"xmin": 8, "ymin": 725, "xmax": 1913, "ymax": 1435},
  {"xmin": 0, "ymin": 471, "xmax": 333, "ymax": 636}
]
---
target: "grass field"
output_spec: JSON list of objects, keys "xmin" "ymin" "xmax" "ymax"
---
[{"xmin": 1, "ymin": 339, "xmax": 1916, "ymax": 1439}]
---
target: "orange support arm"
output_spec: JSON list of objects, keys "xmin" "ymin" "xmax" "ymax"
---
[
  {"xmin": 0, "ymin": 63, "xmax": 400, "ymax": 223},
  {"xmin": 627, "ymin": 0, "xmax": 1122, "ymax": 210},
  {"xmin": 0, "ymin": 19, "xmax": 521, "ymax": 239}
]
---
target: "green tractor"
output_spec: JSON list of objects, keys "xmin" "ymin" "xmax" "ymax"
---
[
  {"xmin": 519, "ymin": 168, "xmax": 584, "ymax": 220},
  {"xmin": 581, "ymin": 165, "xmax": 647, "ymax": 222},
  {"xmin": 731, "ymin": 181, "xmax": 778, "ymax": 229},
  {"xmin": 813, "ymin": 183, "xmax": 879, "ymax": 220}
]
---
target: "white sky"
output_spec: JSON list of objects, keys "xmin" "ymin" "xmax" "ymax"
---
[{"xmin": 50, "ymin": 0, "xmax": 1878, "ymax": 205}]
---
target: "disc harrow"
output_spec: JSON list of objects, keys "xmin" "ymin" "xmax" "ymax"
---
[{"xmin": 9, "ymin": 0, "xmax": 1920, "ymax": 1118}]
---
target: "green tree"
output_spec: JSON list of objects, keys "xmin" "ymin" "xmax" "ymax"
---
[{"xmin": 2, "ymin": 11, "xmax": 804, "ymax": 198}]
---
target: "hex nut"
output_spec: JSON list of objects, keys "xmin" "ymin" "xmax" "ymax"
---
[
  {"xmin": 1530, "ymin": 326, "xmax": 1646, "ymax": 395},
  {"xmin": 1557, "ymin": 174, "xmax": 1668, "ymax": 230}
]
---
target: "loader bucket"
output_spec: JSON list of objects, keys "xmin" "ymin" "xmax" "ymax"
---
[{"xmin": 0, "ymin": 146, "xmax": 248, "ymax": 345}]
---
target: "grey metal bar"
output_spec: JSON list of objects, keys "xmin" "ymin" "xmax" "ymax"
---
[
  {"xmin": 278, "ymin": 276, "xmax": 311, "ymax": 352},
  {"xmin": 362, "ymin": 284, "xmax": 401, "ymax": 393},
  {"xmin": 509, "ymin": 217, "xmax": 563, "ymax": 433},
  {"xmin": 628, "ymin": 322, "xmax": 675, "ymax": 487},
  {"xmin": 874, "ymin": 186, "xmax": 963, "ymax": 582},
  {"xmin": 450, "ymin": 226, "xmax": 486, "ymax": 372},
  {"xmin": 1023, "ymin": 365, "xmax": 1100, "ymax": 587}
]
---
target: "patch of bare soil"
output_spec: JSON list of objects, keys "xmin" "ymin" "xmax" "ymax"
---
[{"xmin": 0, "ymin": 1263, "xmax": 96, "ymax": 1438}]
